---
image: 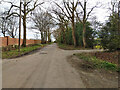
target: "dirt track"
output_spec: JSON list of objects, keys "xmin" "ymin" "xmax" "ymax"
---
[{"xmin": 2, "ymin": 44, "xmax": 113, "ymax": 88}]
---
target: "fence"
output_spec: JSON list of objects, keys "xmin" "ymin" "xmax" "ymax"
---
[{"xmin": 0, "ymin": 36, "xmax": 41, "ymax": 47}]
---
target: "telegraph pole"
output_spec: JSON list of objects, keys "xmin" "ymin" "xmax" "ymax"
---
[{"xmin": 18, "ymin": 0, "xmax": 22, "ymax": 52}]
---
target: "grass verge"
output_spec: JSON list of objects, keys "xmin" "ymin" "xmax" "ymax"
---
[
  {"xmin": 58, "ymin": 43, "xmax": 90, "ymax": 50},
  {"xmin": 2, "ymin": 44, "xmax": 47, "ymax": 59},
  {"xmin": 74, "ymin": 53, "xmax": 119, "ymax": 72}
]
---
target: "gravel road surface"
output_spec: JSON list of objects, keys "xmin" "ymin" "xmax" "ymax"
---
[{"xmin": 2, "ymin": 44, "xmax": 102, "ymax": 88}]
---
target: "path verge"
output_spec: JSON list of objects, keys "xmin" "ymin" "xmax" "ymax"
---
[
  {"xmin": 2, "ymin": 44, "xmax": 48, "ymax": 59},
  {"xmin": 67, "ymin": 53, "xmax": 118, "ymax": 88}
]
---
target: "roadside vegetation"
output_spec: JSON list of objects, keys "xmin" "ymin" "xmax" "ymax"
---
[
  {"xmin": 53, "ymin": 1, "xmax": 119, "ymax": 52},
  {"xmin": 2, "ymin": 44, "xmax": 48, "ymax": 59},
  {"xmin": 98, "ymin": 13, "xmax": 120, "ymax": 51},
  {"xmin": 53, "ymin": 0, "xmax": 119, "ymax": 74},
  {"xmin": 73, "ymin": 53, "xmax": 119, "ymax": 72},
  {"xmin": 67, "ymin": 53, "xmax": 118, "ymax": 88},
  {"xmin": 58, "ymin": 43, "xmax": 91, "ymax": 50},
  {"xmin": 55, "ymin": 10, "xmax": 119, "ymax": 51},
  {"xmin": 54, "ymin": 22, "xmax": 95, "ymax": 49}
]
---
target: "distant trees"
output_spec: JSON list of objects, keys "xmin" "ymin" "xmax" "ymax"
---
[
  {"xmin": 32, "ymin": 9, "xmax": 54, "ymax": 44},
  {"xmin": 52, "ymin": 7, "xmax": 69, "ymax": 44},
  {"xmin": 53, "ymin": 28, "xmax": 61, "ymax": 42},
  {"xmin": 0, "ymin": 14, "xmax": 18, "ymax": 38},
  {"xmin": 0, "ymin": 15, "xmax": 7, "ymax": 37},
  {"xmin": 53, "ymin": 0, "xmax": 98, "ymax": 48},
  {"xmin": 54, "ymin": 21, "xmax": 94, "ymax": 48},
  {"xmin": 6, "ymin": 17, "xmax": 18, "ymax": 38},
  {"xmin": 54, "ymin": 0, "xmax": 78, "ymax": 47}
]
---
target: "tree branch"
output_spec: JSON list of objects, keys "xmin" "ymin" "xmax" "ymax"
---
[
  {"xmin": 6, "ymin": 12, "xmax": 20, "ymax": 19},
  {"xmin": 63, "ymin": 2, "xmax": 72, "ymax": 17},
  {"xmin": 26, "ymin": 2, "xmax": 44, "ymax": 15},
  {"xmin": 54, "ymin": 2, "xmax": 70, "ymax": 20},
  {"xmin": 85, "ymin": 6, "xmax": 96, "ymax": 22},
  {"xmin": 78, "ymin": 1, "xmax": 84, "ymax": 10},
  {"xmin": 75, "ymin": 10, "xmax": 82, "ymax": 23}
]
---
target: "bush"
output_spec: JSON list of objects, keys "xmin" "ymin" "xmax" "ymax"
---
[{"xmin": 99, "ymin": 13, "xmax": 120, "ymax": 51}]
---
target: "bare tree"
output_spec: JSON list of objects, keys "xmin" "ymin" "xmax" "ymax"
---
[
  {"xmin": 46, "ymin": 13, "xmax": 54, "ymax": 43},
  {"xmin": 76, "ymin": 0, "xmax": 99, "ymax": 48},
  {"xmin": 6, "ymin": 0, "xmax": 44, "ymax": 47},
  {"xmin": 6, "ymin": 17, "xmax": 18, "ymax": 38},
  {"xmin": 53, "ymin": 28, "xmax": 61, "ymax": 41},
  {"xmin": 0, "ymin": 14, "xmax": 18, "ymax": 38},
  {"xmin": 52, "ymin": 9, "xmax": 68, "ymax": 43},
  {"xmin": 32, "ymin": 10, "xmax": 45, "ymax": 43},
  {"xmin": 111, "ymin": 0, "xmax": 118, "ymax": 14},
  {"xmin": 32, "ymin": 9, "xmax": 54, "ymax": 43},
  {"xmin": 0, "ymin": 16, "xmax": 7, "ymax": 37},
  {"xmin": 54, "ymin": 0, "xmax": 78, "ymax": 47}
]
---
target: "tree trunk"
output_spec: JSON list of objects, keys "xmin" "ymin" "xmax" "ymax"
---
[
  {"xmin": 46, "ymin": 31, "xmax": 47, "ymax": 43},
  {"xmin": 11, "ymin": 33, "xmax": 14, "ymax": 38},
  {"xmin": 3, "ymin": 31, "xmax": 6, "ymax": 37},
  {"xmin": 62, "ymin": 26, "xmax": 66, "ymax": 44},
  {"xmin": 44, "ymin": 31, "xmax": 47, "ymax": 43},
  {"xmin": 72, "ymin": 19, "xmax": 76, "ymax": 47},
  {"xmin": 22, "ymin": 2, "xmax": 27, "ymax": 47},
  {"xmin": 48, "ymin": 29, "xmax": 51, "ymax": 43},
  {"xmin": 83, "ymin": 23, "xmax": 86, "ymax": 48},
  {"xmin": 72, "ymin": 3, "xmax": 76, "ymax": 47},
  {"xmin": 82, "ymin": 0, "xmax": 87, "ymax": 48},
  {"xmin": 22, "ymin": 15, "xmax": 27, "ymax": 47},
  {"xmin": 41, "ymin": 31, "xmax": 44, "ymax": 44}
]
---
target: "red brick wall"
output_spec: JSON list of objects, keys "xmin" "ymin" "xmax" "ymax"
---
[{"xmin": 0, "ymin": 36, "xmax": 41, "ymax": 47}]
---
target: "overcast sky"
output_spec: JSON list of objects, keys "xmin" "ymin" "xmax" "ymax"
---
[{"xmin": 0, "ymin": 0, "xmax": 115, "ymax": 40}]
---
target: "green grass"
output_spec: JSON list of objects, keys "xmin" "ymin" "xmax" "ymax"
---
[
  {"xmin": 74, "ymin": 53, "xmax": 119, "ymax": 72},
  {"xmin": 2, "ymin": 44, "xmax": 47, "ymax": 59},
  {"xmin": 58, "ymin": 43, "xmax": 90, "ymax": 50}
]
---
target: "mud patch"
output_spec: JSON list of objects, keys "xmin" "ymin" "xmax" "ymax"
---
[
  {"xmin": 67, "ymin": 55, "xmax": 118, "ymax": 88},
  {"xmin": 67, "ymin": 56, "xmax": 95, "ymax": 73}
]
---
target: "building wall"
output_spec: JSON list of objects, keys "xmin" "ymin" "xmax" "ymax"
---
[{"xmin": 0, "ymin": 36, "xmax": 41, "ymax": 47}]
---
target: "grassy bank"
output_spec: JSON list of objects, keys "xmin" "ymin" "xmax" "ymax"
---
[
  {"xmin": 58, "ymin": 43, "xmax": 90, "ymax": 50},
  {"xmin": 74, "ymin": 53, "xmax": 119, "ymax": 72},
  {"xmin": 90, "ymin": 51, "xmax": 118, "ymax": 65},
  {"xmin": 2, "ymin": 44, "xmax": 47, "ymax": 59}
]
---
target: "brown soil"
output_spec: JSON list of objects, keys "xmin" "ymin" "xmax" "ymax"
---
[
  {"xmin": 89, "ymin": 51, "xmax": 119, "ymax": 64},
  {"xmin": 67, "ymin": 55, "xmax": 118, "ymax": 88}
]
